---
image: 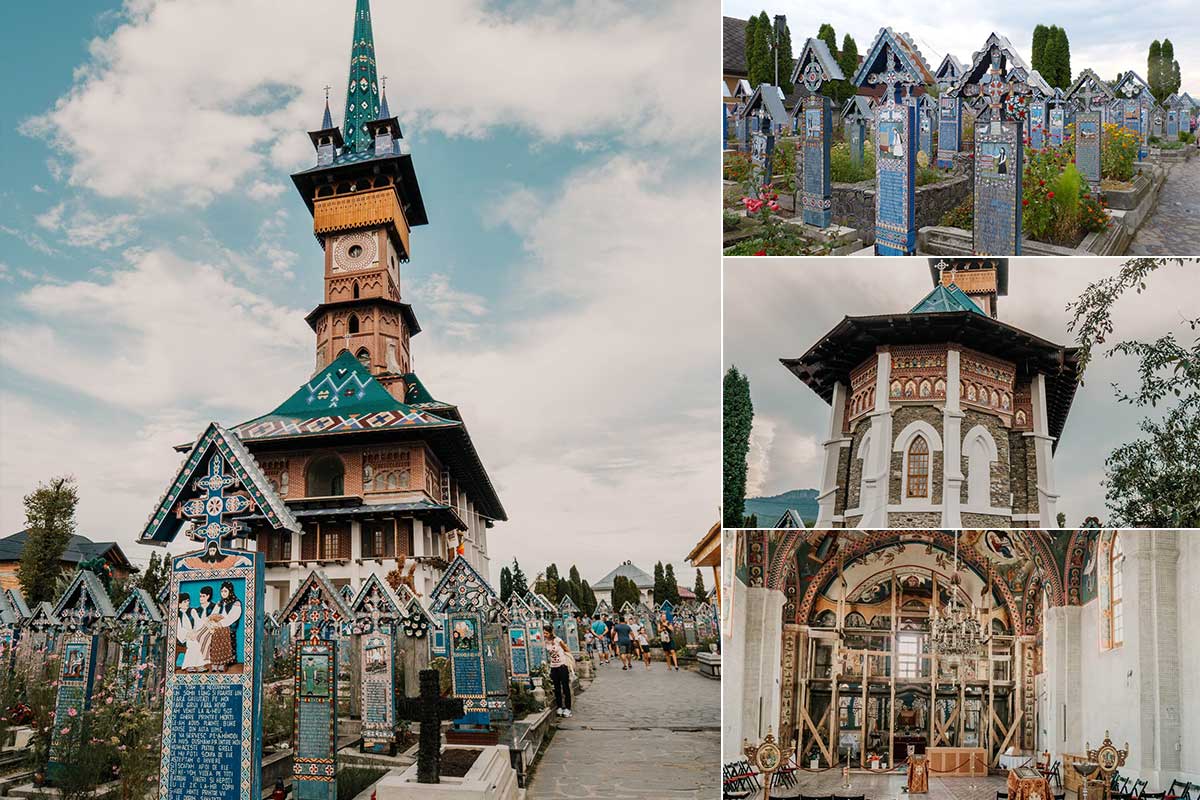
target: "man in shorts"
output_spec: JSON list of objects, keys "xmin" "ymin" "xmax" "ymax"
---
[
  {"xmin": 613, "ymin": 616, "xmax": 634, "ymax": 670},
  {"xmin": 590, "ymin": 616, "xmax": 610, "ymax": 664}
]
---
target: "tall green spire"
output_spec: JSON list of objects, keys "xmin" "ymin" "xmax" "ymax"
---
[{"xmin": 341, "ymin": 0, "xmax": 381, "ymax": 154}]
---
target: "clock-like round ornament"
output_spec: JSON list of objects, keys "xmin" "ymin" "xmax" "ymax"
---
[{"xmin": 332, "ymin": 233, "xmax": 377, "ymax": 272}]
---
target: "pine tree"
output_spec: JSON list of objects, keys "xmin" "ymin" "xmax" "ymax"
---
[
  {"xmin": 743, "ymin": 513, "xmax": 759, "ymax": 527},
  {"xmin": 664, "ymin": 563, "xmax": 681, "ymax": 605},
  {"xmin": 510, "ymin": 559, "xmax": 529, "ymax": 598},
  {"xmin": 1031, "ymin": 25, "xmax": 1049, "ymax": 75},
  {"xmin": 18, "ymin": 476, "xmax": 78, "ymax": 605},
  {"xmin": 1162, "ymin": 39, "xmax": 1180, "ymax": 95},
  {"xmin": 774, "ymin": 16, "xmax": 795, "ymax": 94},
  {"xmin": 693, "ymin": 569, "xmax": 708, "ymax": 604},
  {"xmin": 557, "ymin": 578, "xmax": 572, "ymax": 607},
  {"xmin": 544, "ymin": 564, "xmax": 560, "ymax": 602},
  {"xmin": 500, "ymin": 565, "xmax": 513, "ymax": 603},
  {"xmin": 838, "ymin": 34, "xmax": 859, "ymax": 86},
  {"xmin": 612, "ymin": 576, "xmax": 640, "ymax": 612},
  {"xmin": 653, "ymin": 562, "xmax": 666, "ymax": 605},
  {"xmin": 723, "ymin": 366, "xmax": 754, "ymax": 528},
  {"xmin": 1042, "ymin": 30, "xmax": 1063, "ymax": 90},
  {"xmin": 817, "ymin": 23, "xmax": 837, "ymax": 57}
]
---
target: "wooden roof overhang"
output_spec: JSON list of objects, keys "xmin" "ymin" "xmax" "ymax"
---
[
  {"xmin": 245, "ymin": 495, "xmax": 467, "ymax": 532},
  {"xmin": 781, "ymin": 311, "xmax": 1080, "ymax": 447},
  {"xmin": 239, "ymin": 423, "xmax": 506, "ymax": 522},
  {"xmin": 292, "ymin": 150, "xmax": 428, "ymax": 228},
  {"xmin": 304, "ymin": 296, "xmax": 422, "ymax": 337}
]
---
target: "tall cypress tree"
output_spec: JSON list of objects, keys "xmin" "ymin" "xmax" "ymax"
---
[
  {"xmin": 693, "ymin": 569, "xmax": 708, "ymax": 604},
  {"xmin": 838, "ymin": 34, "xmax": 859, "ymax": 85},
  {"xmin": 1056, "ymin": 27, "xmax": 1072, "ymax": 89},
  {"xmin": 568, "ymin": 565, "xmax": 584, "ymax": 606},
  {"xmin": 748, "ymin": 13, "xmax": 774, "ymax": 88},
  {"xmin": 664, "ymin": 564, "xmax": 682, "ymax": 605},
  {"xmin": 744, "ymin": 15, "xmax": 761, "ymax": 87},
  {"xmin": 1162, "ymin": 39, "xmax": 1180, "ymax": 95},
  {"xmin": 1031, "ymin": 25, "xmax": 1049, "ymax": 75},
  {"xmin": 817, "ymin": 23, "xmax": 838, "ymax": 57},
  {"xmin": 1149, "ymin": 40, "xmax": 1164, "ymax": 101},
  {"xmin": 1042, "ymin": 30, "xmax": 1063, "ymax": 90},
  {"xmin": 500, "ymin": 565, "xmax": 513, "ymax": 602},
  {"xmin": 581, "ymin": 580, "xmax": 597, "ymax": 615},
  {"xmin": 653, "ymin": 562, "xmax": 666, "ymax": 605},
  {"xmin": 723, "ymin": 366, "xmax": 754, "ymax": 528},
  {"xmin": 18, "ymin": 476, "xmax": 78, "ymax": 604}
]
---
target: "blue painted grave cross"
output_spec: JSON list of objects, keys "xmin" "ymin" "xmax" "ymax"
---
[
  {"xmin": 431, "ymin": 556, "xmax": 507, "ymax": 738},
  {"xmin": 113, "ymin": 588, "xmax": 166, "ymax": 703},
  {"xmin": 282, "ymin": 570, "xmax": 353, "ymax": 800},
  {"xmin": 792, "ymin": 38, "xmax": 845, "ymax": 229},
  {"xmin": 47, "ymin": 568, "xmax": 117, "ymax": 783},
  {"xmin": 350, "ymin": 574, "xmax": 403, "ymax": 755},
  {"xmin": 140, "ymin": 422, "xmax": 296, "ymax": 800},
  {"xmin": 937, "ymin": 95, "xmax": 961, "ymax": 168},
  {"xmin": 1074, "ymin": 82, "xmax": 1104, "ymax": 185},
  {"xmin": 557, "ymin": 594, "xmax": 582, "ymax": 656},
  {"xmin": 866, "ymin": 50, "xmax": 920, "ymax": 255},
  {"xmin": 961, "ymin": 43, "xmax": 1027, "ymax": 255}
]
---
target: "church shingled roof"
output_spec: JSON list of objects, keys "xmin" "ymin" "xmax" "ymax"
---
[
  {"xmin": 593, "ymin": 561, "xmax": 655, "ymax": 591},
  {"xmin": 909, "ymin": 284, "xmax": 987, "ymax": 315}
]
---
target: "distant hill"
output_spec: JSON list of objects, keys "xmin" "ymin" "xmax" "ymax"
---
[{"xmin": 743, "ymin": 489, "xmax": 819, "ymax": 527}]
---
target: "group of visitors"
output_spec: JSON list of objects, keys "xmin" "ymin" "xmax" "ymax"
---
[{"xmin": 542, "ymin": 611, "xmax": 685, "ymax": 719}]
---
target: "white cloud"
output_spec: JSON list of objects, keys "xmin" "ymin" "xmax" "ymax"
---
[
  {"xmin": 247, "ymin": 180, "xmax": 285, "ymax": 201},
  {"xmin": 1, "ymin": 248, "xmax": 311, "ymax": 416},
  {"xmin": 410, "ymin": 273, "xmax": 487, "ymax": 339},
  {"xmin": 23, "ymin": 0, "xmax": 714, "ymax": 205},
  {"xmin": 35, "ymin": 200, "xmax": 139, "ymax": 251},
  {"xmin": 744, "ymin": 417, "xmax": 776, "ymax": 497}
]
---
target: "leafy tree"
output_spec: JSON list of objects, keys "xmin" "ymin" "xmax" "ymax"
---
[
  {"xmin": 723, "ymin": 366, "xmax": 754, "ymax": 528},
  {"xmin": 1065, "ymin": 257, "xmax": 1196, "ymax": 527},
  {"xmin": 693, "ymin": 569, "xmax": 708, "ymax": 604},
  {"xmin": 773, "ymin": 16, "xmax": 795, "ymax": 94},
  {"xmin": 568, "ymin": 565, "xmax": 584, "ymax": 607},
  {"xmin": 663, "ymin": 563, "xmax": 682, "ymax": 605},
  {"xmin": 612, "ymin": 576, "xmax": 640, "ymax": 612},
  {"xmin": 744, "ymin": 14, "xmax": 761, "ymax": 85},
  {"xmin": 1163, "ymin": 39, "xmax": 1181, "ymax": 96},
  {"xmin": 510, "ymin": 559, "xmax": 529, "ymax": 598},
  {"xmin": 18, "ymin": 476, "xmax": 78, "ymax": 604},
  {"xmin": 653, "ymin": 561, "xmax": 666, "ymax": 605},
  {"xmin": 499, "ymin": 565, "xmax": 513, "ymax": 603},
  {"xmin": 817, "ymin": 23, "xmax": 837, "ymax": 57},
  {"xmin": 1054, "ymin": 27, "xmax": 1072, "ymax": 89},
  {"xmin": 1149, "ymin": 40, "xmax": 1163, "ymax": 101},
  {"xmin": 137, "ymin": 550, "xmax": 170, "ymax": 600},
  {"xmin": 1032, "ymin": 25, "xmax": 1050, "ymax": 76}
]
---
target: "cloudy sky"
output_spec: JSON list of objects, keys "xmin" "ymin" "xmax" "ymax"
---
[
  {"xmin": 723, "ymin": 258, "xmax": 1200, "ymax": 527},
  {"xmin": 724, "ymin": 0, "xmax": 1200, "ymax": 99},
  {"xmin": 0, "ymin": 0, "xmax": 721, "ymax": 588}
]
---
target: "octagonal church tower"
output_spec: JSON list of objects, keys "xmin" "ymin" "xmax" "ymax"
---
[
  {"xmin": 193, "ymin": 0, "xmax": 506, "ymax": 610},
  {"xmin": 784, "ymin": 259, "xmax": 1078, "ymax": 529}
]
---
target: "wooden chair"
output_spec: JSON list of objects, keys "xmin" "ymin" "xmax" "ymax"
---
[
  {"xmin": 1167, "ymin": 781, "xmax": 1193, "ymax": 800},
  {"xmin": 1134, "ymin": 780, "xmax": 1150, "ymax": 797},
  {"xmin": 722, "ymin": 761, "xmax": 759, "ymax": 798}
]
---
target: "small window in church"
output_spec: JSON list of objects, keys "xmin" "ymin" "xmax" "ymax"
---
[
  {"xmin": 353, "ymin": 281, "xmax": 360, "ymax": 299},
  {"xmin": 356, "ymin": 348, "xmax": 370, "ymax": 368},
  {"xmin": 348, "ymin": 314, "xmax": 360, "ymax": 334},
  {"xmin": 897, "ymin": 632, "xmax": 920, "ymax": 678},
  {"xmin": 1111, "ymin": 533, "xmax": 1124, "ymax": 646},
  {"xmin": 906, "ymin": 436, "xmax": 929, "ymax": 498}
]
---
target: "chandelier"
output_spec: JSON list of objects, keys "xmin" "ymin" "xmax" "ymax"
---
[{"xmin": 929, "ymin": 533, "xmax": 986, "ymax": 660}]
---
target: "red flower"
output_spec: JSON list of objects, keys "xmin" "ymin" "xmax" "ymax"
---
[
  {"xmin": 1047, "ymin": 191, "xmax": 1055, "ymax": 199},
  {"xmin": 1022, "ymin": 198, "xmax": 1029, "ymax": 206},
  {"xmin": 754, "ymin": 249, "xmax": 767, "ymax": 256}
]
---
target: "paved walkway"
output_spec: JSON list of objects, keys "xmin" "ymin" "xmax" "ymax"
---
[
  {"xmin": 526, "ymin": 659, "xmax": 720, "ymax": 799},
  {"xmin": 1128, "ymin": 153, "xmax": 1200, "ymax": 254}
]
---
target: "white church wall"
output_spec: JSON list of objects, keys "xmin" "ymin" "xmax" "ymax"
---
[
  {"xmin": 1175, "ymin": 533, "xmax": 1200, "ymax": 780},
  {"xmin": 723, "ymin": 576, "xmax": 786, "ymax": 763}
]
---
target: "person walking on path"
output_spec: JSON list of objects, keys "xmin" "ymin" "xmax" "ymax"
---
[
  {"xmin": 636, "ymin": 625, "xmax": 652, "ymax": 669},
  {"xmin": 545, "ymin": 624, "xmax": 575, "ymax": 717},
  {"xmin": 660, "ymin": 616, "xmax": 680, "ymax": 671},
  {"xmin": 613, "ymin": 616, "xmax": 634, "ymax": 670},
  {"xmin": 590, "ymin": 616, "xmax": 610, "ymax": 664}
]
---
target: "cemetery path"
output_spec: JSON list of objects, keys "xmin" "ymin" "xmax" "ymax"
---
[
  {"xmin": 525, "ymin": 659, "xmax": 721, "ymax": 799},
  {"xmin": 1128, "ymin": 154, "xmax": 1200, "ymax": 254}
]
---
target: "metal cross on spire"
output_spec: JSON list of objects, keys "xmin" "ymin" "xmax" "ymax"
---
[{"xmin": 178, "ymin": 454, "xmax": 254, "ymax": 549}]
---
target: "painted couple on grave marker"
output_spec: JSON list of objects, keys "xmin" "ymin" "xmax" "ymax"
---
[{"xmin": 139, "ymin": 423, "xmax": 299, "ymax": 800}]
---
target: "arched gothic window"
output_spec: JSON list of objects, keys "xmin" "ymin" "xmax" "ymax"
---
[
  {"xmin": 906, "ymin": 436, "xmax": 930, "ymax": 498},
  {"xmin": 305, "ymin": 454, "xmax": 345, "ymax": 497},
  {"xmin": 348, "ymin": 314, "xmax": 360, "ymax": 334},
  {"xmin": 356, "ymin": 348, "xmax": 371, "ymax": 369}
]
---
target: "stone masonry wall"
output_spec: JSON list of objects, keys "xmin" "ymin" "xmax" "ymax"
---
[
  {"xmin": 832, "ymin": 174, "xmax": 970, "ymax": 245},
  {"xmin": 844, "ymin": 419, "xmax": 871, "ymax": 512},
  {"xmin": 960, "ymin": 408, "xmax": 1012, "ymax": 509},
  {"xmin": 1008, "ymin": 431, "xmax": 1037, "ymax": 516},
  {"xmin": 834, "ymin": 445, "xmax": 851, "ymax": 516}
]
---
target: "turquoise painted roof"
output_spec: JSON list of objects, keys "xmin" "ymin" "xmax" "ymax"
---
[
  {"xmin": 910, "ymin": 283, "xmax": 986, "ymax": 315},
  {"xmin": 342, "ymin": 0, "xmax": 381, "ymax": 154},
  {"xmin": 234, "ymin": 352, "xmax": 457, "ymax": 439},
  {"xmin": 401, "ymin": 371, "xmax": 443, "ymax": 406}
]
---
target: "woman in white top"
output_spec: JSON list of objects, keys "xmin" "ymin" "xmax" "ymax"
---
[
  {"xmin": 176, "ymin": 593, "xmax": 209, "ymax": 672},
  {"xmin": 544, "ymin": 624, "xmax": 573, "ymax": 717}
]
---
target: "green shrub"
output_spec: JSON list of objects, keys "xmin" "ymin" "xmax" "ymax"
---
[
  {"xmin": 830, "ymin": 137, "xmax": 876, "ymax": 182},
  {"xmin": 941, "ymin": 194, "xmax": 973, "ymax": 230},
  {"xmin": 1180, "ymin": 131, "xmax": 1196, "ymax": 144},
  {"xmin": 916, "ymin": 166, "xmax": 944, "ymax": 187},
  {"xmin": 723, "ymin": 151, "xmax": 751, "ymax": 183},
  {"xmin": 338, "ymin": 766, "xmax": 387, "ymax": 800}
]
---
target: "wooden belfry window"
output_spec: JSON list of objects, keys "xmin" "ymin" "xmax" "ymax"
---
[
  {"xmin": 906, "ymin": 436, "xmax": 930, "ymax": 498},
  {"xmin": 1111, "ymin": 533, "xmax": 1125, "ymax": 646}
]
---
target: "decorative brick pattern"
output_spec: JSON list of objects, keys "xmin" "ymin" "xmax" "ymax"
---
[
  {"xmin": 890, "ymin": 345, "xmax": 948, "ymax": 401},
  {"xmin": 848, "ymin": 359, "xmax": 878, "ymax": 426}
]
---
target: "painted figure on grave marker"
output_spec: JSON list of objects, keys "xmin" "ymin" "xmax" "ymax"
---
[
  {"xmin": 139, "ymin": 423, "xmax": 294, "ymax": 800},
  {"xmin": 937, "ymin": 96, "xmax": 961, "ymax": 168},
  {"xmin": 856, "ymin": 32, "xmax": 924, "ymax": 256}
]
